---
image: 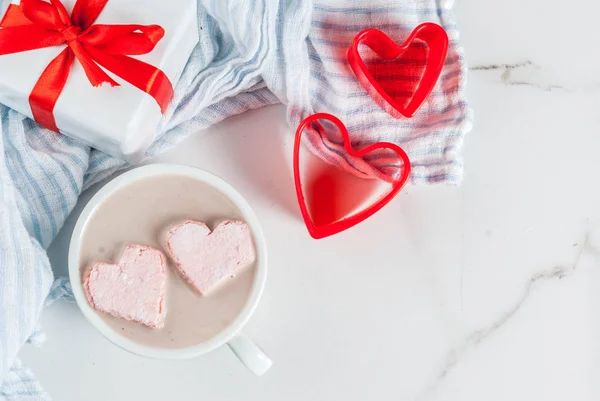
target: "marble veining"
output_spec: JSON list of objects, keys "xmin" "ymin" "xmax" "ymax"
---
[{"xmin": 420, "ymin": 232, "xmax": 593, "ymax": 400}]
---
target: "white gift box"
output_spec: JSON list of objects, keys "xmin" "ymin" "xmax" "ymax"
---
[{"xmin": 0, "ymin": 0, "xmax": 198, "ymax": 162}]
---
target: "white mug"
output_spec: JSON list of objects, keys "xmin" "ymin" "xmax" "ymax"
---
[{"xmin": 68, "ymin": 164, "xmax": 272, "ymax": 375}]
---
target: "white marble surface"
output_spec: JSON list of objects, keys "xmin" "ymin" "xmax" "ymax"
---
[{"xmin": 21, "ymin": 1, "xmax": 600, "ymax": 400}]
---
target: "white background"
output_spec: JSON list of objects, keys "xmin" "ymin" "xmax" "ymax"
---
[{"xmin": 21, "ymin": 1, "xmax": 600, "ymax": 400}]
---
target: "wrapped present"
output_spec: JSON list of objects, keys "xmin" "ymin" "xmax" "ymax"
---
[{"xmin": 0, "ymin": 0, "xmax": 198, "ymax": 162}]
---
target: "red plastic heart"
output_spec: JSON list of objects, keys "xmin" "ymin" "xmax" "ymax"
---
[
  {"xmin": 347, "ymin": 22, "xmax": 449, "ymax": 118},
  {"xmin": 294, "ymin": 113, "xmax": 411, "ymax": 239}
]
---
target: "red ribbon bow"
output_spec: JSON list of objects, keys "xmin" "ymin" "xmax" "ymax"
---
[{"xmin": 0, "ymin": 0, "xmax": 173, "ymax": 132}]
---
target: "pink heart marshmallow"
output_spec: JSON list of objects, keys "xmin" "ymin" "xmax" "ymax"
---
[
  {"xmin": 84, "ymin": 244, "xmax": 167, "ymax": 329},
  {"xmin": 165, "ymin": 220, "xmax": 255, "ymax": 295}
]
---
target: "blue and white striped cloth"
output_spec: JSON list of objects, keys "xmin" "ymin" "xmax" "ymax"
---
[{"xmin": 0, "ymin": 0, "xmax": 472, "ymax": 399}]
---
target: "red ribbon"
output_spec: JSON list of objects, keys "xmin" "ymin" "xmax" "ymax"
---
[{"xmin": 0, "ymin": 0, "xmax": 173, "ymax": 132}]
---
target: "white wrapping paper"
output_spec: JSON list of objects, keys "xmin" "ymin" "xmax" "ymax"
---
[{"xmin": 0, "ymin": 0, "xmax": 198, "ymax": 161}]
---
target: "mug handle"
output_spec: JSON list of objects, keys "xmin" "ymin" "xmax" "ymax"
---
[{"xmin": 227, "ymin": 333, "xmax": 272, "ymax": 376}]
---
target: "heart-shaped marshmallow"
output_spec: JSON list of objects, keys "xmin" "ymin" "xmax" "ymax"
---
[
  {"xmin": 84, "ymin": 244, "xmax": 167, "ymax": 329},
  {"xmin": 165, "ymin": 220, "xmax": 255, "ymax": 295}
]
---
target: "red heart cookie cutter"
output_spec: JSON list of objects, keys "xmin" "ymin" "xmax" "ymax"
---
[
  {"xmin": 347, "ymin": 22, "xmax": 449, "ymax": 118},
  {"xmin": 294, "ymin": 113, "xmax": 411, "ymax": 239}
]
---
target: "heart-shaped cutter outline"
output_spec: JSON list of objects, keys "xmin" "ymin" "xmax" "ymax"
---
[
  {"xmin": 294, "ymin": 113, "xmax": 411, "ymax": 239},
  {"xmin": 347, "ymin": 22, "xmax": 449, "ymax": 118}
]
